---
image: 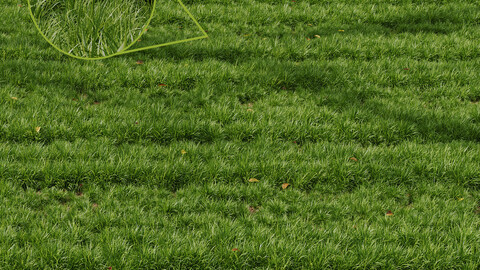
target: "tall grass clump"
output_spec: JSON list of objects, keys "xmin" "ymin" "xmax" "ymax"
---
[{"xmin": 30, "ymin": 0, "xmax": 153, "ymax": 58}]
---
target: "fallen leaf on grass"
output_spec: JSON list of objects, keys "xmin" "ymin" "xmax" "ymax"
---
[
  {"xmin": 314, "ymin": 35, "xmax": 320, "ymax": 38},
  {"xmin": 282, "ymin": 183, "xmax": 290, "ymax": 189},
  {"xmin": 247, "ymin": 108, "xmax": 254, "ymax": 112},
  {"xmin": 231, "ymin": 248, "xmax": 239, "ymax": 251},
  {"xmin": 338, "ymin": 29, "xmax": 345, "ymax": 32},
  {"xmin": 181, "ymin": 149, "xmax": 187, "ymax": 155},
  {"xmin": 92, "ymin": 203, "xmax": 98, "ymax": 208},
  {"xmin": 11, "ymin": 97, "xmax": 18, "ymax": 100},
  {"xmin": 248, "ymin": 206, "xmax": 260, "ymax": 213},
  {"xmin": 458, "ymin": 198, "xmax": 464, "ymax": 201},
  {"xmin": 248, "ymin": 178, "xmax": 259, "ymax": 183},
  {"xmin": 35, "ymin": 127, "xmax": 41, "ymax": 133},
  {"xmin": 136, "ymin": 60, "xmax": 144, "ymax": 65},
  {"xmin": 385, "ymin": 210, "xmax": 394, "ymax": 216},
  {"xmin": 349, "ymin": 157, "xmax": 358, "ymax": 162},
  {"xmin": 158, "ymin": 83, "xmax": 167, "ymax": 87},
  {"xmin": 76, "ymin": 183, "xmax": 83, "ymax": 196}
]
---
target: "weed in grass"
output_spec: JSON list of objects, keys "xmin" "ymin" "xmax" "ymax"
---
[{"xmin": 29, "ymin": 0, "xmax": 154, "ymax": 58}]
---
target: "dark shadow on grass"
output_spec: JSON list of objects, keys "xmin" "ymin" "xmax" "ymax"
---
[
  {"xmin": 315, "ymin": 6, "xmax": 476, "ymax": 36},
  {"xmin": 371, "ymin": 101, "xmax": 480, "ymax": 144}
]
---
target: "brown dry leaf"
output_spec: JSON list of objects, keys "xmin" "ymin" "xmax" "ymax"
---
[
  {"xmin": 349, "ymin": 157, "xmax": 358, "ymax": 162},
  {"xmin": 385, "ymin": 210, "xmax": 394, "ymax": 216},
  {"xmin": 35, "ymin": 127, "xmax": 41, "ymax": 133},
  {"xmin": 136, "ymin": 60, "xmax": 144, "ymax": 65},
  {"xmin": 282, "ymin": 183, "xmax": 290, "ymax": 189},
  {"xmin": 248, "ymin": 206, "xmax": 260, "ymax": 213},
  {"xmin": 314, "ymin": 35, "xmax": 320, "ymax": 38},
  {"xmin": 92, "ymin": 203, "xmax": 98, "ymax": 208},
  {"xmin": 248, "ymin": 178, "xmax": 259, "ymax": 183},
  {"xmin": 247, "ymin": 108, "xmax": 254, "ymax": 112},
  {"xmin": 231, "ymin": 248, "xmax": 239, "ymax": 251},
  {"xmin": 181, "ymin": 149, "xmax": 187, "ymax": 155}
]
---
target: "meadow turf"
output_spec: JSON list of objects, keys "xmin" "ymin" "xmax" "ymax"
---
[{"xmin": 1, "ymin": 0, "xmax": 480, "ymax": 268}]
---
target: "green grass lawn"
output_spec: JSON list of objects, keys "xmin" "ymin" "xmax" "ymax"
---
[{"xmin": 2, "ymin": 0, "xmax": 480, "ymax": 268}]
